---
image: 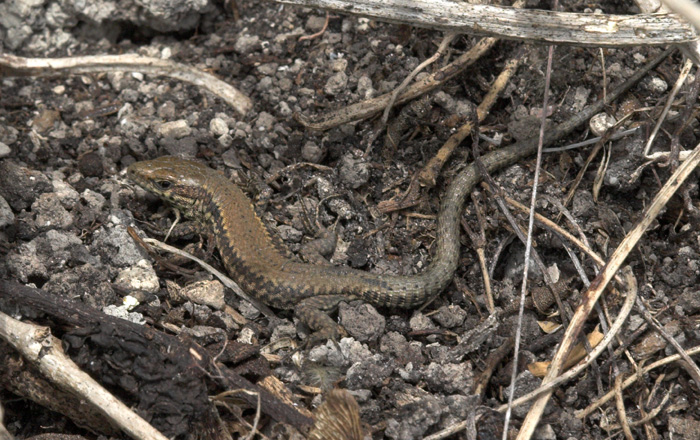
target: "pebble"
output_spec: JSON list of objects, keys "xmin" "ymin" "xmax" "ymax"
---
[
  {"xmin": 0, "ymin": 142, "xmax": 10, "ymax": 158},
  {"xmin": 32, "ymin": 193, "xmax": 73, "ymax": 230},
  {"xmin": 589, "ymin": 113, "xmax": 616, "ymax": 137},
  {"xmin": 324, "ymin": 71, "xmax": 348, "ymax": 96},
  {"xmin": 0, "ymin": 196, "xmax": 14, "ymax": 228},
  {"xmin": 78, "ymin": 152, "xmax": 104, "ymax": 177},
  {"xmin": 234, "ymin": 35, "xmax": 261, "ymax": 54},
  {"xmin": 338, "ymin": 154, "xmax": 369, "ymax": 189},
  {"xmin": 157, "ymin": 120, "xmax": 191, "ymax": 139},
  {"xmin": 114, "ymin": 260, "xmax": 160, "ymax": 294},
  {"xmin": 338, "ymin": 302, "xmax": 385, "ymax": 342},
  {"xmin": 209, "ymin": 117, "xmax": 229, "ymax": 136},
  {"xmin": 301, "ymin": 141, "xmax": 323, "ymax": 163},
  {"xmin": 255, "ymin": 112, "xmax": 276, "ymax": 131}
]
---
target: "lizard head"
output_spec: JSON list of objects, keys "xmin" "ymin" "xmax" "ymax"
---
[{"xmin": 127, "ymin": 156, "xmax": 213, "ymax": 218}]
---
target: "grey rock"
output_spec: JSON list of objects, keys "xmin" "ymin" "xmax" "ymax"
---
[
  {"xmin": 509, "ymin": 370, "xmax": 544, "ymax": 418},
  {"xmin": 338, "ymin": 155, "xmax": 369, "ymax": 189},
  {"xmin": 0, "ymin": 126, "xmax": 18, "ymax": 145},
  {"xmin": 0, "ymin": 142, "xmax": 10, "ymax": 159},
  {"xmin": 679, "ymin": 288, "xmax": 700, "ymax": 315},
  {"xmin": 6, "ymin": 245, "xmax": 49, "ymax": 283},
  {"xmin": 324, "ymin": 71, "xmax": 348, "ymax": 96},
  {"xmin": 221, "ymin": 148, "xmax": 241, "ymax": 169},
  {"xmin": 0, "ymin": 161, "xmax": 53, "ymax": 211},
  {"xmin": 210, "ymin": 310, "xmax": 240, "ymax": 332},
  {"xmin": 180, "ymin": 325, "xmax": 227, "ymax": 345},
  {"xmin": 345, "ymin": 354, "xmax": 394, "ymax": 389},
  {"xmin": 384, "ymin": 392, "xmax": 443, "ymax": 440},
  {"xmin": 0, "ymin": 195, "xmax": 14, "ymax": 228},
  {"xmin": 277, "ymin": 225, "xmax": 303, "ymax": 243},
  {"xmin": 339, "ymin": 302, "xmax": 385, "ymax": 342},
  {"xmin": 59, "ymin": 0, "xmax": 212, "ymax": 33},
  {"xmin": 176, "ymin": 280, "xmax": 226, "ymax": 310},
  {"xmin": 270, "ymin": 321, "xmax": 297, "ymax": 343},
  {"xmin": 305, "ymin": 15, "xmax": 327, "ymax": 32},
  {"xmin": 44, "ymin": 263, "xmax": 116, "ymax": 308},
  {"xmin": 32, "ymin": 193, "xmax": 73, "ymax": 230},
  {"xmin": 508, "ymin": 115, "xmax": 552, "ymax": 142},
  {"xmin": 157, "ymin": 120, "xmax": 191, "ymax": 139},
  {"xmin": 234, "ymin": 35, "xmax": 261, "ymax": 55},
  {"xmin": 209, "ymin": 117, "xmax": 229, "ymax": 136},
  {"xmin": 423, "ymin": 361, "xmax": 473, "ymax": 394},
  {"xmin": 114, "ymin": 260, "xmax": 160, "ymax": 294},
  {"xmin": 432, "ymin": 305, "xmax": 467, "ymax": 328},
  {"xmin": 238, "ymin": 299, "xmax": 261, "ymax": 320},
  {"xmin": 81, "ymin": 189, "xmax": 106, "ymax": 212},
  {"xmin": 50, "ymin": 178, "xmax": 80, "ymax": 209},
  {"xmin": 158, "ymin": 101, "xmax": 177, "ymax": 119},
  {"xmin": 356, "ymin": 75, "xmax": 374, "ymax": 99},
  {"xmin": 409, "ymin": 312, "xmax": 436, "ymax": 332},
  {"xmin": 8, "ymin": 230, "xmax": 98, "ymax": 283},
  {"xmin": 255, "ymin": 112, "xmax": 276, "ymax": 131},
  {"xmin": 301, "ymin": 141, "xmax": 323, "ymax": 163},
  {"xmin": 103, "ymin": 305, "xmax": 146, "ymax": 324},
  {"xmin": 92, "ymin": 222, "xmax": 149, "ymax": 267}
]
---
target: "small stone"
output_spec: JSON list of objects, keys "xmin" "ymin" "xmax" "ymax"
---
[
  {"xmin": 0, "ymin": 161, "xmax": 53, "ymax": 211},
  {"xmin": 432, "ymin": 305, "xmax": 467, "ymax": 328},
  {"xmin": 222, "ymin": 148, "xmax": 241, "ymax": 169},
  {"xmin": 180, "ymin": 325, "xmax": 226, "ymax": 345},
  {"xmin": 330, "ymin": 59, "xmax": 347, "ymax": 72},
  {"xmin": 301, "ymin": 141, "xmax": 323, "ymax": 163},
  {"xmin": 356, "ymin": 75, "xmax": 374, "ymax": 99},
  {"xmin": 423, "ymin": 361, "xmax": 473, "ymax": 394},
  {"xmin": 78, "ymin": 152, "xmax": 104, "ymax": 177},
  {"xmin": 158, "ymin": 101, "xmax": 177, "ymax": 119},
  {"xmin": 277, "ymin": 225, "xmax": 303, "ymax": 243},
  {"xmin": 255, "ymin": 112, "xmax": 276, "ymax": 131},
  {"xmin": 234, "ymin": 35, "xmax": 261, "ymax": 54},
  {"xmin": 0, "ymin": 195, "xmax": 14, "ymax": 228},
  {"xmin": 157, "ymin": 120, "xmax": 191, "ymax": 139},
  {"xmin": 345, "ymin": 355, "xmax": 395, "ymax": 389},
  {"xmin": 324, "ymin": 71, "xmax": 348, "ymax": 96},
  {"xmin": 0, "ymin": 142, "xmax": 10, "ymax": 158},
  {"xmin": 32, "ymin": 193, "xmax": 73, "ymax": 230},
  {"xmin": 209, "ymin": 117, "xmax": 229, "ymax": 136},
  {"xmin": 238, "ymin": 300, "xmax": 261, "ymax": 320},
  {"xmin": 589, "ymin": 113, "xmax": 616, "ymax": 137},
  {"xmin": 81, "ymin": 189, "xmax": 106, "ymax": 212},
  {"xmin": 270, "ymin": 321, "xmax": 297, "ymax": 343},
  {"xmin": 338, "ymin": 155, "xmax": 369, "ymax": 189},
  {"xmin": 178, "ymin": 280, "xmax": 226, "ymax": 310},
  {"xmin": 409, "ymin": 312, "xmax": 436, "ymax": 332},
  {"xmin": 679, "ymin": 288, "xmax": 700, "ymax": 314},
  {"xmin": 339, "ymin": 302, "xmax": 385, "ymax": 342},
  {"xmin": 114, "ymin": 260, "xmax": 160, "ymax": 294}
]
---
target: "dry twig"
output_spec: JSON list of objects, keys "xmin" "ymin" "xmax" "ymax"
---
[
  {"xmin": 0, "ymin": 53, "xmax": 252, "ymax": 116},
  {"xmin": 273, "ymin": 0, "xmax": 696, "ymax": 46}
]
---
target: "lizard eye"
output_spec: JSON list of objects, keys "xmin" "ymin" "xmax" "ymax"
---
[{"xmin": 156, "ymin": 180, "xmax": 172, "ymax": 190}]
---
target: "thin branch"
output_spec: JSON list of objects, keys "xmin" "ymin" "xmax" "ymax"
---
[
  {"xmin": 517, "ymin": 139, "xmax": 700, "ymax": 437},
  {"xmin": 272, "ymin": 0, "xmax": 696, "ymax": 46},
  {"xmin": 0, "ymin": 53, "xmax": 252, "ymax": 116}
]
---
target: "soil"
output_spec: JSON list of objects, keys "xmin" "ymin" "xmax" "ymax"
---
[{"xmin": 2, "ymin": 0, "xmax": 700, "ymax": 439}]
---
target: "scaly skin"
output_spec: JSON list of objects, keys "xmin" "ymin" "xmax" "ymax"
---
[
  {"xmin": 127, "ymin": 147, "xmax": 535, "ymax": 341},
  {"xmin": 127, "ymin": 50, "xmax": 652, "ymax": 341}
]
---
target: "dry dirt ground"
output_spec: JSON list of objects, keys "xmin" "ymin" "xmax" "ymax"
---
[{"xmin": 2, "ymin": 0, "xmax": 700, "ymax": 439}]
